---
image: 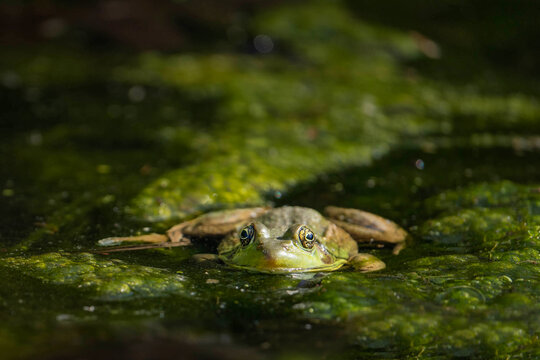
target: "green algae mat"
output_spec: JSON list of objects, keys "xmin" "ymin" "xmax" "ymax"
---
[{"xmin": 1, "ymin": 1, "xmax": 539, "ymax": 359}]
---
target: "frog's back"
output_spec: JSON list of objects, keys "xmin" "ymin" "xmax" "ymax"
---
[{"xmin": 255, "ymin": 206, "xmax": 328, "ymax": 234}]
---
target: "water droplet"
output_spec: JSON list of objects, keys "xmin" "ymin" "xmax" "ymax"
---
[
  {"xmin": 331, "ymin": 183, "xmax": 344, "ymax": 192},
  {"xmin": 1, "ymin": 71, "xmax": 20, "ymax": 88},
  {"xmin": 28, "ymin": 132, "xmax": 43, "ymax": 146},
  {"xmin": 128, "ymin": 85, "xmax": 146, "ymax": 102},
  {"xmin": 415, "ymin": 159, "xmax": 425, "ymax": 170},
  {"xmin": 253, "ymin": 34, "xmax": 274, "ymax": 54},
  {"xmin": 56, "ymin": 314, "xmax": 72, "ymax": 322}
]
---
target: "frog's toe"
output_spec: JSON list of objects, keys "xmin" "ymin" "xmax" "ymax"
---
[
  {"xmin": 98, "ymin": 237, "xmax": 125, "ymax": 246},
  {"xmin": 392, "ymin": 242, "xmax": 406, "ymax": 255},
  {"xmin": 97, "ymin": 233, "xmax": 168, "ymax": 246},
  {"xmin": 349, "ymin": 253, "xmax": 386, "ymax": 272}
]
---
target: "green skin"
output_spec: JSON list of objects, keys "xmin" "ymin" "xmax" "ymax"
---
[
  {"xmin": 99, "ymin": 206, "xmax": 408, "ymax": 274},
  {"xmin": 218, "ymin": 208, "xmax": 349, "ymax": 273},
  {"xmin": 220, "ymin": 224, "xmax": 348, "ymax": 273}
]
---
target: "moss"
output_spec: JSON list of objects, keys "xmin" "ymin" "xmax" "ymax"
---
[
  {"xmin": 116, "ymin": 5, "xmax": 540, "ymax": 223},
  {"xmin": 419, "ymin": 208, "xmax": 519, "ymax": 251},
  {"xmin": 425, "ymin": 181, "xmax": 531, "ymax": 213},
  {"xmin": 254, "ymin": 0, "xmax": 420, "ymax": 64},
  {"xmin": 0, "ymin": 252, "xmax": 186, "ymax": 300},
  {"xmin": 443, "ymin": 323, "xmax": 530, "ymax": 357},
  {"xmin": 420, "ymin": 182, "xmax": 540, "ymax": 257},
  {"xmin": 284, "ymin": 181, "xmax": 540, "ymax": 357},
  {"xmin": 118, "ymin": 35, "xmax": 425, "ymax": 221}
]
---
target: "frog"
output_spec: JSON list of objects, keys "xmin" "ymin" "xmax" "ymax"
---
[{"xmin": 98, "ymin": 206, "xmax": 408, "ymax": 273}]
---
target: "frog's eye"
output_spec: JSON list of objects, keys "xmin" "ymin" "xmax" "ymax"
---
[
  {"xmin": 297, "ymin": 226, "xmax": 315, "ymax": 250},
  {"xmin": 239, "ymin": 224, "xmax": 255, "ymax": 246}
]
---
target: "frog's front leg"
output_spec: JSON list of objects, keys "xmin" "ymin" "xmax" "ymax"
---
[
  {"xmin": 166, "ymin": 207, "xmax": 269, "ymax": 242},
  {"xmin": 97, "ymin": 207, "xmax": 269, "ymax": 248},
  {"xmin": 98, "ymin": 233, "xmax": 170, "ymax": 247},
  {"xmin": 348, "ymin": 253, "xmax": 386, "ymax": 272},
  {"xmin": 325, "ymin": 206, "xmax": 408, "ymax": 254}
]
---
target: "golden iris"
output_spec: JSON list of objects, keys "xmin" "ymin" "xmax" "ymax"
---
[
  {"xmin": 239, "ymin": 224, "xmax": 255, "ymax": 246},
  {"xmin": 297, "ymin": 226, "xmax": 315, "ymax": 250}
]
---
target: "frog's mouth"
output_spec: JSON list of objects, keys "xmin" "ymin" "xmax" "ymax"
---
[
  {"xmin": 219, "ymin": 257, "xmax": 347, "ymax": 274},
  {"xmin": 218, "ymin": 229, "xmax": 349, "ymax": 273}
]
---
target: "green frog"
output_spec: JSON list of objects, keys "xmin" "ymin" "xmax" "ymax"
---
[{"xmin": 98, "ymin": 206, "xmax": 408, "ymax": 273}]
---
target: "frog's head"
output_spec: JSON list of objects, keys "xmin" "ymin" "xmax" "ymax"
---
[{"xmin": 218, "ymin": 222, "xmax": 346, "ymax": 273}]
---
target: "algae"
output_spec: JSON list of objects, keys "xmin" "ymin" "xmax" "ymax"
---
[
  {"xmin": 0, "ymin": 252, "xmax": 187, "ymax": 300},
  {"xmin": 119, "ymin": 5, "xmax": 539, "ymax": 222},
  {"xmin": 289, "ymin": 181, "xmax": 540, "ymax": 358}
]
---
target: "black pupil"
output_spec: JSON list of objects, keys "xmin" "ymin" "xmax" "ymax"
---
[
  {"xmin": 306, "ymin": 232, "xmax": 313, "ymax": 241},
  {"xmin": 240, "ymin": 225, "xmax": 254, "ymax": 246}
]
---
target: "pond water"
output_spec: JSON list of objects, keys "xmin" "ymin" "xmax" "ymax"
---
[{"xmin": 1, "ymin": 1, "xmax": 539, "ymax": 359}]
